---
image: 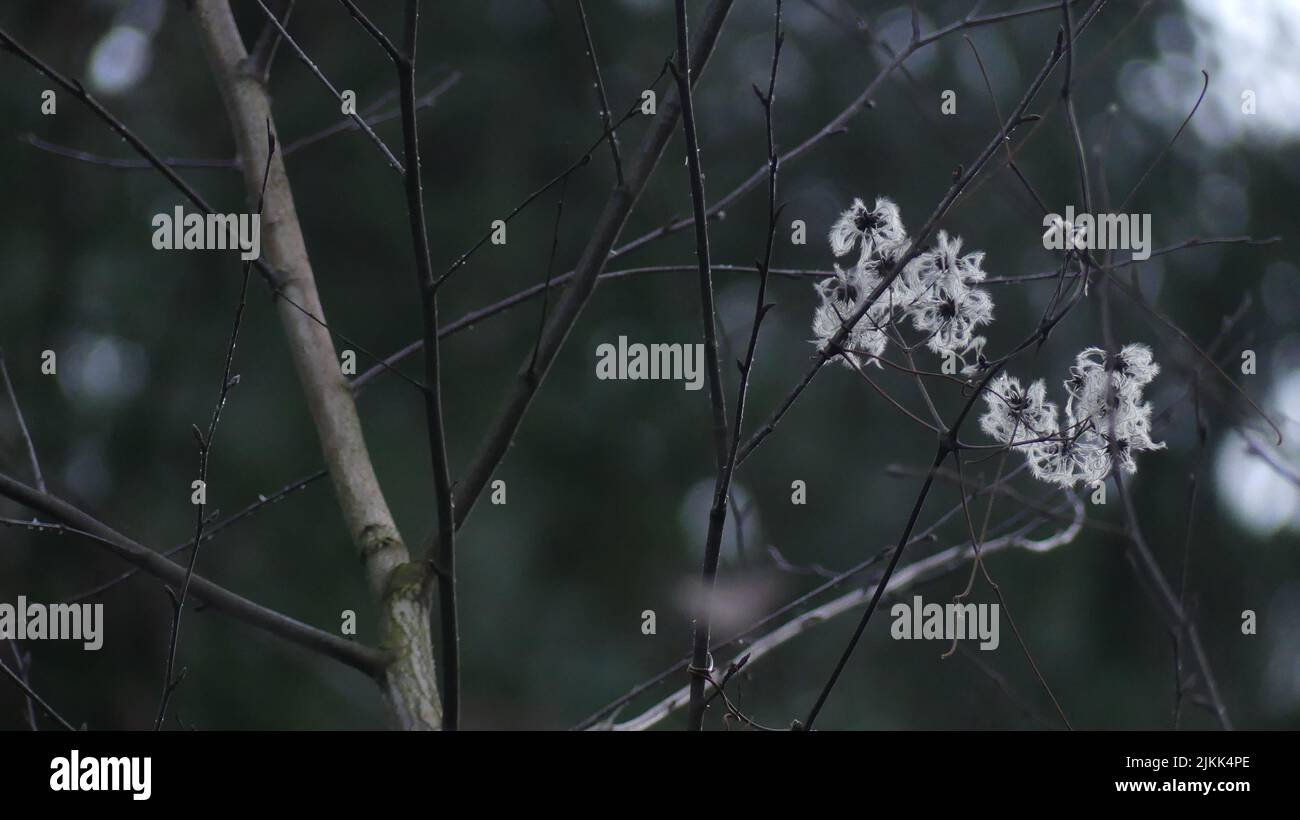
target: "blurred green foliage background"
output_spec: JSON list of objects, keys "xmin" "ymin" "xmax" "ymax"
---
[{"xmin": 0, "ymin": 0, "xmax": 1297, "ymax": 730}]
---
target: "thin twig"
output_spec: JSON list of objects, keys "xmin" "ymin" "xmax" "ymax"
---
[
  {"xmin": 1116, "ymin": 69, "xmax": 1209, "ymax": 213},
  {"xmin": 387, "ymin": 0, "xmax": 461, "ymax": 730},
  {"xmin": 281, "ymin": 73, "xmax": 461, "ymax": 157},
  {"xmin": 951, "ymin": 456, "xmax": 1072, "ymax": 728},
  {"xmin": 672, "ymin": 0, "xmax": 733, "ymax": 731},
  {"xmin": 685, "ymin": 0, "xmax": 783, "ymax": 731},
  {"xmin": 249, "ymin": 0, "xmax": 295, "ymax": 81},
  {"xmin": 19, "ymin": 134, "xmax": 239, "ymax": 169},
  {"xmin": 336, "ymin": 0, "xmax": 404, "ymax": 62},
  {"xmin": 252, "ymin": 0, "xmax": 404, "ymax": 173},
  {"xmin": 1172, "ymin": 381, "xmax": 1205, "ymax": 729},
  {"xmin": 0, "ymin": 353, "xmax": 46, "ymax": 493},
  {"xmin": 0, "ymin": 470, "xmax": 387, "ymax": 675},
  {"xmin": 155, "ymin": 124, "xmax": 276, "ymax": 731},
  {"xmin": 801, "ymin": 445, "xmax": 948, "ymax": 728},
  {"xmin": 530, "ymin": 178, "xmax": 569, "ymax": 376},
  {"xmin": 19, "ymin": 75, "xmax": 460, "ymax": 170},
  {"xmin": 0, "ymin": 655, "xmax": 77, "ymax": 731},
  {"xmin": 62, "ymin": 469, "xmax": 328, "ymax": 605},
  {"xmin": 429, "ymin": 65, "xmax": 665, "ymax": 292},
  {"xmin": 574, "ymin": 0, "xmax": 624, "ymax": 185},
  {"xmin": 1097, "ymin": 228, "xmax": 1231, "ymax": 730},
  {"xmin": 6, "ymin": 639, "xmax": 38, "ymax": 730}
]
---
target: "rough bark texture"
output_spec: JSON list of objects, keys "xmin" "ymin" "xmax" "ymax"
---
[{"xmin": 191, "ymin": 0, "xmax": 440, "ymax": 730}]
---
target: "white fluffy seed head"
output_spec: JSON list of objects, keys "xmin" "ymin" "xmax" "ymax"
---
[
  {"xmin": 828, "ymin": 196, "xmax": 908, "ymax": 269},
  {"xmin": 982, "ymin": 344, "xmax": 1165, "ymax": 488}
]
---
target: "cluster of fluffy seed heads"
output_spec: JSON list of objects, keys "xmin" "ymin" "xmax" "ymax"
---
[
  {"xmin": 814, "ymin": 196, "xmax": 1164, "ymax": 487},
  {"xmin": 813, "ymin": 197, "xmax": 994, "ymax": 371},
  {"xmin": 980, "ymin": 344, "xmax": 1165, "ymax": 488}
]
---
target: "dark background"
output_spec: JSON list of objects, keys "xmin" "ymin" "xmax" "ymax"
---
[{"xmin": 0, "ymin": 0, "xmax": 1297, "ymax": 730}]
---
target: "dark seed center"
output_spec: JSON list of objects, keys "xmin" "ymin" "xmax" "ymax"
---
[
  {"xmin": 854, "ymin": 210, "xmax": 880, "ymax": 233},
  {"xmin": 834, "ymin": 282, "xmax": 859, "ymax": 303}
]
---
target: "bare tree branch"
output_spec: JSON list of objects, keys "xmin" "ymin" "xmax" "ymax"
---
[
  {"xmin": 0, "ymin": 470, "xmax": 389, "ymax": 676},
  {"xmin": 62, "ymin": 469, "xmax": 329, "ymax": 605},
  {"xmin": 192, "ymin": 0, "xmax": 440, "ymax": 729},
  {"xmin": 671, "ymin": 0, "xmax": 732, "ymax": 731},
  {"xmin": 392, "ymin": 0, "xmax": 461, "ymax": 731},
  {"xmin": 606, "ymin": 497, "xmax": 1084, "ymax": 731}
]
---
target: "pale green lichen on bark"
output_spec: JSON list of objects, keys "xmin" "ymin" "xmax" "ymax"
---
[
  {"xmin": 383, "ymin": 560, "xmax": 429, "ymax": 602},
  {"xmin": 381, "ymin": 561, "xmax": 441, "ymax": 730}
]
